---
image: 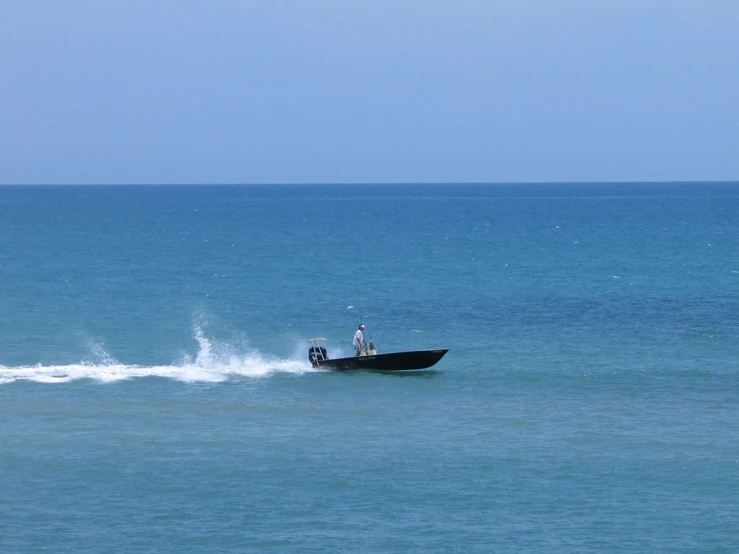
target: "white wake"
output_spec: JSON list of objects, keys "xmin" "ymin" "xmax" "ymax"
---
[{"xmin": 0, "ymin": 326, "xmax": 315, "ymax": 385}]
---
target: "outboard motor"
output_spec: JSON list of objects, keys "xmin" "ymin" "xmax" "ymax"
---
[{"xmin": 308, "ymin": 346, "xmax": 328, "ymax": 367}]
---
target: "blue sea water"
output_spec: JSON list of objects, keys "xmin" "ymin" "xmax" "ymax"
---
[{"xmin": 1, "ymin": 183, "xmax": 738, "ymax": 552}]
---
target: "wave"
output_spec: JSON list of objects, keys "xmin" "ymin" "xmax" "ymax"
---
[{"xmin": 0, "ymin": 326, "xmax": 315, "ymax": 385}]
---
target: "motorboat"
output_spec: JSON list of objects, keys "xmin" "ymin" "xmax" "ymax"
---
[{"xmin": 308, "ymin": 338, "xmax": 448, "ymax": 371}]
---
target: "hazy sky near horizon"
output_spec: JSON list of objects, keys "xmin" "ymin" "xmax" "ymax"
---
[{"xmin": 2, "ymin": 1, "xmax": 738, "ymax": 184}]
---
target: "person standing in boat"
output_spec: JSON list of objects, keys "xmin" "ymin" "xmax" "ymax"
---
[{"xmin": 353, "ymin": 323, "xmax": 365, "ymax": 357}]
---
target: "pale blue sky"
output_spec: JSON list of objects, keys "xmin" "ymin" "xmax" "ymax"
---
[{"xmin": 1, "ymin": 0, "xmax": 738, "ymax": 184}]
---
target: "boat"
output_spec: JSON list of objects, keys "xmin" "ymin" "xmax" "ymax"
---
[{"xmin": 308, "ymin": 338, "xmax": 448, "ymax": 371}]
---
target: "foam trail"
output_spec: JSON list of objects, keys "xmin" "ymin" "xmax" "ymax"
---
[
  {"xmin": 0, "ymin": 359, "xmax": 312, "ymax": 385},
  {"xmin": 0, "ymin": 328, "xmax": 315, "ymax": 385}
]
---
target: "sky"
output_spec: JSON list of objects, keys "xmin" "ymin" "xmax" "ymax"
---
[{"xmin": 1, "ymin": 0, "xmax": 738, "ymax": 184}]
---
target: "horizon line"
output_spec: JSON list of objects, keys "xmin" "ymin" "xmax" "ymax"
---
[{"xmin": 2, "ymin": 180, "xmax": 739, "ymax": 187}]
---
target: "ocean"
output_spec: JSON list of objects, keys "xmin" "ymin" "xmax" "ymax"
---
[{"xmin": 1, "ymin": 183, "xmax": 738, "ymax": 552}]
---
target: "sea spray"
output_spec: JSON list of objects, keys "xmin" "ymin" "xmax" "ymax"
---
[{"xmin": 0, "ymin": 326, "xmax": 313, "ymax": 384}]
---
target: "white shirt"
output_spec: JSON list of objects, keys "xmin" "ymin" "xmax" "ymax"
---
[{"xmin": 353, "ymin": 329, "xmax": 364, "ymax": 347}]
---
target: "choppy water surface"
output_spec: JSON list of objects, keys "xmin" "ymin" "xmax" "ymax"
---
[{"xmin": 1, "ymin": 184, "xmax": 738, "ymax": 552}]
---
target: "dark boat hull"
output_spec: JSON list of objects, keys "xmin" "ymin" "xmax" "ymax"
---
[{"xmin": 314, "ymin": 349, "xmax": 448, "ymax": 372}]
